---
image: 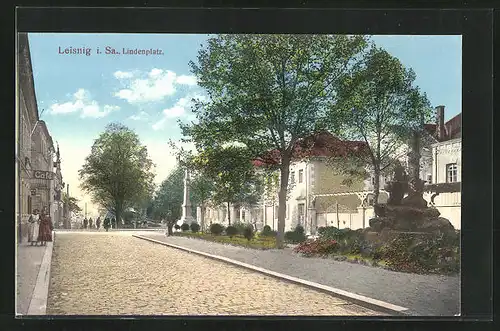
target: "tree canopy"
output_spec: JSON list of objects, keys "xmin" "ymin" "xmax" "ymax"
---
[
  {"xmin": 78, "ymin": 123, "xmax": 155, "ymax": 228},
  {"xmin": 326, "ymin": 47, "xmax": 433, "ymax": 203},
  {"xmin": 180, "ymin": 34, "xmax": 370, "ymax": 247}
]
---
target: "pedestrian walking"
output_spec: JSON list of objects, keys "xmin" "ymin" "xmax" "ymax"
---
[
  {"xmin": 89, "ymin": 217, "xmax": 93, "ymax": 229},
  {"xmin": 83, "ymin": 217, "xmax": 88, "ymax": 229},
  {"xmin": 27, "ymin": 209, "xmax": 40, "ymax": 246},
  {"xmin": 37, "ymin": 207, "xmax": 53, "ymax": 246},
  {"xmin": 111, "ymin": 217, "xmax": 116, "ymax": 229},
  {"xmin": 103, "ymin": 218, "xmax": 111, "ymax": 232},
  {"xmin": 96, "ymin": 216, "xmax": 101, "ymax": 230}
]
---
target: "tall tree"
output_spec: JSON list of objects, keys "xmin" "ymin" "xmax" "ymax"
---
[
  {"xmin": 152, "ymin": 166, "xmax": 184, "ymax": 235},
  {"xmin": 181, "ymin": 34, "xmax": 369, "ymax": 248},
  {"xmin": 78, "ymin": 123, "xmax": 155, "ymax": 228},
  {"xmin": 327, "ymin": 47, "xmax": 432, "ymax": 204}
]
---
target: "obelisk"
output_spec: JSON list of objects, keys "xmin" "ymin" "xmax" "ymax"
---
[{"xmin": 179, "ymin": 168, "xmax": 195, "ymax": 225}]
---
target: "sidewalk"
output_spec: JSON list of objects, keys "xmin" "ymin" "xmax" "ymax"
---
[
  {"xmin": 16, "ymin": 242, "xmax": 47, "ymax": 315},
  {"xmin": 138, "ymin": 234, "xmax": 460, "ymax": 316}
]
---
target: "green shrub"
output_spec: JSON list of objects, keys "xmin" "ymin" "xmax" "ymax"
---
[
  {"xmin": 260, "ymin": 225, "xmax": 275, "ymax": 237},
  {"xmin": 190, "ymin": 222, "xmax": 200, "ymax": 233},
  {"xmin": 180, "ymin": 223, "xmax": 190, "ymax": 232},
  {"xmin": 294, "ymin": 239, "xmax": 339, "ymax": 257},
  {"xmin": 285, "ymin": 230, "xmax": 306, "ymax": 244},
  {"xmin": 210, "ymin": 223, "xmax": 224, "ymax": 235},
  {"xmin": 174, "ymin": 224, "xmax": 181, "ymax": 230},
  {"xmin": 233, "ymin": 222, "xmax": 247, "ymax": 235},
  {"xmin": 243, "ymin": 225, "xmax": 254, "ymax": 241},
  {"xmin": 225, "ymin": 225, "xmax": 238, "ymax": 238},
  {"xmin": 294, "ymin": 225, "xmax": 305, "ymax": 234}
]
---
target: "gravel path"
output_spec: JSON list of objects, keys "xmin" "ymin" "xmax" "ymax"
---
[
  {"xmin": 140, "ymin": 234, "xmax": 460, "ymax": 316},
  {"xmin": 47, "ymin": 232, "xmax": 382, "ymax": 316}
]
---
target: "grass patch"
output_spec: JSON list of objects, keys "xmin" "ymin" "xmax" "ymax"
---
[{"xmin": 173, "ymin": 231, "xmax": 277, "ymax": 250}]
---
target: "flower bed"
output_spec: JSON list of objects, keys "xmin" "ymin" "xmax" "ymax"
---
[
  {"xmin": 294, "ymin": 227, "xmax": 460, "ymax": 275},
  {"xmin": 173, "ymin": 231, "xmax": 277, "ymax": 250}
]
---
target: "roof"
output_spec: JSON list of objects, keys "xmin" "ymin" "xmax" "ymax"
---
[
  {"xmin": 252, "ymin": 131, "xmax": 369, "ymax": 167},
  {"xmin": 445, "ymin": 113, "xmax": 462, "ymax": 140}
]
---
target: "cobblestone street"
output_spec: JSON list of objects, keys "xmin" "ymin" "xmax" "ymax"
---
[{"xmin": 47, "ymin": 232, "xmax": 383, "ymax": 315}]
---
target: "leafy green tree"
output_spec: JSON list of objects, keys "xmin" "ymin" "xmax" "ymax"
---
[
  {"xmin": 327, "ymin": 47, "xmax": 433, "ymax": 203},
  {"xmin": 62, "ymin": 192, "xmax": 82, "ymax": 213},
  {"xmin": 181, "ymin": 34, "xmax": 369, "ymax": 248},
  {"xmin": 190, "ymin": 146, "xmax": 259, "ymax": 226},
  {"xmin": 152, "ymin": 166, "xmax": 184, "ymax": 235},
  {"xmin": 78, "ymin": 123, "xmax": 155, "ymax": 228}
]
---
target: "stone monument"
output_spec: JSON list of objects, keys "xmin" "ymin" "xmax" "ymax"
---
[
  {"xmin": 369, "ymin": 130, "xmax": 455, "ymax": 235},
  {"xmin": 178, "ymin": 168, "xmax": 195, "ymax": 226}
]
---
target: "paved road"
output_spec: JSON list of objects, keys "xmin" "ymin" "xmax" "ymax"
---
[
  {"xmin": 47, "ymin": 232, "xmax": 382, "ymax": 316},
  {"xmin": 140, "ymin": 234, "xmax": 460, "ymax": 316}
]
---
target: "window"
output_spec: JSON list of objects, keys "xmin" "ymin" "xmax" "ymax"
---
[
  {"xmin": 241, "ymin": 211, "xmax": 246, "ymax": 221},
  {"xmin": 298, "ymin": 169, "xmax": 304, "ymax": 183},
  {"xmin": 427, "ymin": 174, "xmax": 432, "ymax": 184},
  {"xmin": 446, "ymin": 163, "xmax": 458, "ymax": 183},
  {"xmin": 290, "ymin": 171, "xmax": 295, "ymax": 183},
  {"xmin": 298, "ymin": 203, "xmax": 305, "ymax": 223}
]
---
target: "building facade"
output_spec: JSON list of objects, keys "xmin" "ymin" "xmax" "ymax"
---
[
  {"xmin": 17, "ymin": 33, "xmax": 39, "ymax": 241},
  {"xmin": 17, "ymin": 33, "xmax": 63, "ymax": 241},
  {"xmin": 198, "ymin": 105, "xmax": 462, "ymax": 233}
]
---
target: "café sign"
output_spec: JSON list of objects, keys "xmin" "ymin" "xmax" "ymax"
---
[{"xmin": 33, "ymin": 170, "xmax": 55, "ymax": 180}]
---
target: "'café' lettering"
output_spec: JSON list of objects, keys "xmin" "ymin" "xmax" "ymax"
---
[{"xmin": 33, "ymin": 170, "xmax": 55, "ymax": 180}]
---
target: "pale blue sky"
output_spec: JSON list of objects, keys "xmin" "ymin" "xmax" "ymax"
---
[{"xmin": 27, "ymin": 33, "xmax": 461, "ymax": 215}]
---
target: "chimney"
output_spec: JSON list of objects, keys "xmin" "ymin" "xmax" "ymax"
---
[{"xmin": 435, "ymin": 105, "xmax": 445, "ymax": 141}]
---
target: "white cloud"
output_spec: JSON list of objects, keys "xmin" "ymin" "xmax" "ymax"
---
[
  {"xmin": 49, "ymin": 89, "xmax": 119, "ymax": 119},
  {"xmin": 151, "ymin": 93, "xmax": 207, "ymax": 131},
  {"xmin": 128, "ymin": 111, "xmax": 149, "ymax": 121},
  {"xmin": 176, "ymin": 75, "xmax": 197, "ymax": 86},
  {"xmin": 113, "ymin": 70, "xmax": 134, "ymax": 79},
  {"xmin": 152, "ymin": 118, "xmax": 167, "ymax": 131},
  {"xmin": 113, "ymin": 68, "xmax": 198, "ymax": 104}
]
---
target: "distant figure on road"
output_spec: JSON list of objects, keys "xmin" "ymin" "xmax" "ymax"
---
[
  {"xmin": 103, "ymin": 218, "xmax": 111, "ymax": 232},
  {"xmin": 89, "ymin": 217, "xmax": 93, "ymax": 229},
  {"xmin": 27, "ymin": 208, "xmax": 40, "ymax": 246},
  {"xmin": 83, "ymin": 218, "xmax": 88, "ymax": 229},
  {"xmin": 111, "ymin": 218, "xmax": 116, "ymax": 229},
  {"xmin": 96, "ymin": 217, "xmax": 101, "ymax": 230},
  {"xmin": 38, "ymin": 206, "xmax": 53, "ymax": 246}
]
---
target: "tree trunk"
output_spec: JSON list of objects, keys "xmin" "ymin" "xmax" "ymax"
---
[
  {"xmin": 227, "ymin": 201, "xmax": 231, "ymax": 225},
  {"xmin": 276, "ymin": 155, "xmax": 291, "ymax": 249},
  {"xmin": 373, "ymin": 162, "xmax": 381, "ymax": 205},
  {"xmin": 115, "ymin": 203, "xmax": 122, "ymax": 229},
  {"xmin": 166, "ymin": 222, "xmax": 173, "ymax": 236}
]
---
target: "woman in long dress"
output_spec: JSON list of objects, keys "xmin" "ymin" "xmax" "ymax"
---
[
  {"xmin": 37, "ymin": 207, "xmax": 53, "ymax": 246},
  {"xmin": 27, "ymin": 209, "xmax": 40, "ymax": 246}
]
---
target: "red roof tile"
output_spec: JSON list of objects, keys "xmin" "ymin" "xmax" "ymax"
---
[{"xmin": 252, "ymin": 131, "xmax": 369, "ymax": 167}]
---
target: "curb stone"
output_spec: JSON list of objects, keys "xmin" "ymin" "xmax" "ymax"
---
[
  {"xmin": 27, "ymin": 231, "xmax": 55, "ymax": 315},
  {"xmin": 133, "ymin": 234, "xmax": 410, "ymax": 316}
]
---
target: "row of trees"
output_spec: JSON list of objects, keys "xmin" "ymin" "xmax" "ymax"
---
[
  {"xmin": 77, "ymin": 34, "xmax": 432, "ymax": 248},
  {"xmin": 176, "ymin": 34, "xmax": 432, "ymax": 248}
]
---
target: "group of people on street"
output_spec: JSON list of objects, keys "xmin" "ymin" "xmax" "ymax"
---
[
  {"xmin": 81, "ymin": 216, "xmax": 115, "ymax": 231},
  {"xmin": 26, "ymin": 207, "xmax": 53, "ymax": 246}
]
